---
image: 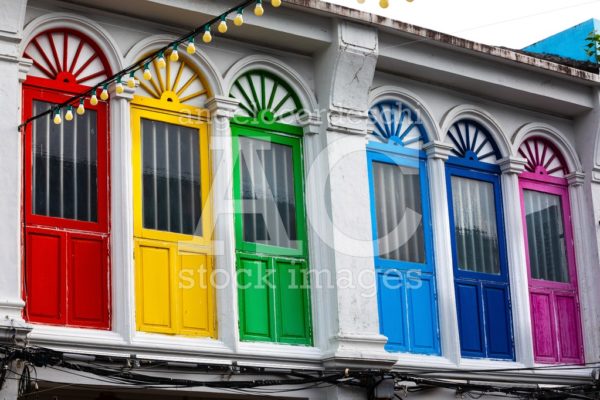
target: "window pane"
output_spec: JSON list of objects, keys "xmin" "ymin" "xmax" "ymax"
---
[
  {"xmin": 524, "ymin": 190, "xmax": 569, "ymax": 283},
  {"xmin": 239, "ymin": 137, "xmax": 297, "ymax": 248},
  {"xmin": 141, "ymin": 119, "xmax": 201, "ymax": 235},
  {"xmin": 32, "ymin": 101, "xmax": 97, "ymax": 222},
  {"xmin": 372, "ymin": 161, "xmax": 425, "ymax": 263},
  {"xmin": 451, "ymin": 176, "xmax": 500, "ymax": 274}
]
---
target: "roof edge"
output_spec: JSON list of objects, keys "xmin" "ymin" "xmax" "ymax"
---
[{"xmin": 285, "ymin": 0, "xmax": 600, "ymax": 83}]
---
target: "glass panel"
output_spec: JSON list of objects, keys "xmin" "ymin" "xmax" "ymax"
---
[
  {"xmin": 32, "ymin": 101, "xmax": 97, "ymax": 222},
  {"xmin": 451, "ymin": 176, "xmax": 500, "ymax": 274},
  {"xmin": 524, "ymin": 190, "xmax": 569, "ymax": 283},
  {"xmin": 372, "ymin": 161, "xmax": 425, "ymax": 263},
  {"xmin": 239, "ymin": 137, "xmax": 297, "ymax": 248},
  {"xmin": 141, "ymin": 119, "xmax": 201, "ymax": 235}
]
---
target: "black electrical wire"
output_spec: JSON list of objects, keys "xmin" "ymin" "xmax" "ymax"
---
[
  {"xmin": 17, "ymin": 0, "xmax": 259, "ymax": 131},
  {"xmin": 3, "ymin": 345, "xmax": 600, "ymax": 399}
]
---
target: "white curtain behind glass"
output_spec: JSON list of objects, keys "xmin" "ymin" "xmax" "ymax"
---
[
  {"xmin": 240, "ymin": 137, "xmax": 297, "ymax": 248},
  {"xmin": 372, "ymin": 161, "xmax": 425, "ymax": 263},
  {"xmin": 451, "ymin": 176, "xmax": 500, "ymax": 274},
  {"xmin": 524, "ymin": 190, "xmax": 569, "ymax": 283},
  {"xmin": 141, "ymin": 119, "xmax": 201, "ymax": 235}
]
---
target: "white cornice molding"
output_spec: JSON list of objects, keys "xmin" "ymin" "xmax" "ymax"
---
[
  {"xmin": 206, "ymin": 95, "xmax": 239, "ymax": 118},
  {"xmin": 424, "ymin": 141, "xmax": 454, "ymax": 160},
  {"xmin": 498, "ymin": 156, "xmax": 527, "ymax": 174}
]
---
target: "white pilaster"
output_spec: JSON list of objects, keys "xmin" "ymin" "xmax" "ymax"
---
[
  {"xmin": 108, "ymin": 85, "xmax": 136, "ymax": 342},
  {"xmin": 424, "ymin": 141, "xmax": 461, "ymax": 365},
  {"xmin": 206, "ymin": 96, "xmax": 240, "ymax": 351},
  {"xmin": 498, "ymin": 156, "xmax": 533, "ymax": 366},
  {"xmin": 312, "ymin": 20, "xmax": 395, "ymax": 368},
  {"xmin": 567, "ymin": 172, "xmax": 600, "ymax": 364},
  {"xmin": 0, "ymin": 0, "xmax": 28, "ymax": 322}
]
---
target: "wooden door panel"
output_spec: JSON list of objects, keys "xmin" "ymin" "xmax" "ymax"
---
[
  {"xmin": 555, "ymin": 293, "xmax": 582, "ymax": 362},
  {"xmin": 237, "ymin": 255, "xmax": 274, "ymax": 341},
  {"xmin": 179, "ymin": 253, "xmax": 213, "ymax": 335},
  {"xmin": 25, "ymin": 228, "xmax": 65, "ymax": 324},
  {"xmin": 68, "ymin": 233, "xmax": 109, "ymax": 327},
  {"xmin": 377, "ymin": 270, "xmax": 407, "ymax": 352},
  {"xmin": 530, "ymin": 291, "xmax": 557, "ymax": 361},
  {"xmin": 483, "ymin": 284, "xmax": 513, "ymax": 359},
  {"xmin": 136, "ymin": 242, "xmax": 173, "ymax": 333},
  {"xmin": 407, "ymin": 273, "xmax": 439, "ymax": 354},
  {"xmin": 276, "ymin": 259, "xmax": 310, "ymax": 343},
  {"xmin": 456, "ymin": 282, "xmax": 484, "ymax": 357}
]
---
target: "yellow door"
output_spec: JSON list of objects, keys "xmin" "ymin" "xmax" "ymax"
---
[{"xmin": 131, "ymin": 103, "xmax": 215, "ymax": 337}]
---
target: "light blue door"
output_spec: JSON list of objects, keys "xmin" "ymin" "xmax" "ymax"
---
[{"xmin": 367, "ymin": 100, "xmax": 440, "ymax": 355}]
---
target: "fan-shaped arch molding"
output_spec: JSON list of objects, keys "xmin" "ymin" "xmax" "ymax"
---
[
  {"xmin": 229, "ymin": 70, "xmax": 304, "ymax": 124},
  {"xmin": 368, "ymin": 100, "xmax": 428, "ymax": 148},
  {"xmin": 518, "ymin": 137, "xmax": 568, "ymax": 178},
  {"xmin": 446, "ymin": 120, "xmax": 501, "ymax": 163},
  {"xmin": 134, "ymin": 54, "xmax": 210, "ymax": 109},
  {"xmin": 23, "ymin": 28, "xmax": 112, "ymax": 87}
]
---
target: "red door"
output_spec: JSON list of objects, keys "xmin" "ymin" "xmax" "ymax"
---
[{"xmin": 22, "ymin": 83, "xmax": 110, "ymax": 329}]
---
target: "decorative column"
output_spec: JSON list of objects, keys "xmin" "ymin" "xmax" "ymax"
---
[
  {"xmin": 311, "ymin": 20, "xmax": 395, "ymax": 368},
  {"xmin": 0, "ymin": 0, "xmax": 28, "ymax": 323},
  {"xmin": 109, "ymin": 84, "xmax": 137, "ymax": 342},
  {"xmin": 0, "ymin": 2, "xmax": 33, "ymax": 400},
  {"xmin": 206, "ymin": 96, "xmax": 240, "ymax": 351},
  {"xmin": 566, "ymin": 171, "xmax": 600, "ymax": 364},
  {"xmin": 498, "ymin": 156, "xmax": 533, "ymax": 366},
  {"xmin": 423, "ymin": 141, "xmax": 460, "ymax": 365}
]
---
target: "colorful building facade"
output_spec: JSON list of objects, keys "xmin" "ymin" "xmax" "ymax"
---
[{"xmin": 0, "ymin": 1, "xmax": 599, "ymax": 399}]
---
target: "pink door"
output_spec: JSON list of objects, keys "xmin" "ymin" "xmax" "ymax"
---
[{"xmin": 518, "ymin": 137, "xmax": 584, "ymax": 364}]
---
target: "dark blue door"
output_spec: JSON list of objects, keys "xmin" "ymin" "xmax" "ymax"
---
[{"xmin": 446, "ymin": 165, "xmax": 514, "ymax": 360}]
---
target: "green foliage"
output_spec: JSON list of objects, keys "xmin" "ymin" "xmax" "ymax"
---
[{"xmin": 585, "ymin": 30, "xmax": 600, "ymax": 64}]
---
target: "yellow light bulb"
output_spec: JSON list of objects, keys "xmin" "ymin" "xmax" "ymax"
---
[
  {"xmin": 65, "ymin": 108, "xmax": 74, "ymax": 121},
  {"xmin": 272, "ymin": 0, "xmax": 281, "ymax": 6},
  {"xmin": 186, "ymin": 41, "xmax": 196, "ymax": 54},
  {"xmin": 379, "ymin": 0, "xmax": 389, "ymax": 7},
  {"xmin": 157, "ymin": 55, "xmax": 166, "ymax": 69},
  {"xmin": 100, "ymin": 88, "xmax": 109, "ymax": 101},
  {"xmin": 143, "ymin": 68, "xmax": 152, "ymax": 80},
  {"xmin": 116, "ymin": 82, "xmax": 124, "ymax": 94},
  {"xmin": 90, "ymin": 94, "xmax": 98, "ymax": 106},
  {"xmin": 127, "ymin": 75, "xmax": 136, "ymax": 88},
  {"xmin": 203, "ymin": 30, "xmax": 212, "ymax": 43},
  {"xmin": 170, "ymin": 49, "xmax": 179, "ymax": 62},
  {"xmin": 77, "ymin": 102, "xmax": 85, "ymax": 115},
  {"xmin": 218, "ymin": 20, "xmax": 228, "ymax": 34},
  {"xmin": 53, "ymin": 113, "xmax": 62, "ymax": 125},
  {"xmin": 254, "ymin": 3, "xmax": 264, "ymax": 16},
  {"xmin": 234, "ymin": 13, "xmax": 244, "ymax": 26}
]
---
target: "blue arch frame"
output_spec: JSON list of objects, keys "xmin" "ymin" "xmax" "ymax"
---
[
  {"xmin": 367, "ymin": 100, "xmax": 440, "ymax": 355},
  {"xmin": 445, "ymin": 119, "xmax": 514, "ymax": 360}
]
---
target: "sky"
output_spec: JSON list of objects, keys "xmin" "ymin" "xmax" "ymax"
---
[{"xmin": 322, "ymin": 0, "xmax": 600, "ymax": 49}]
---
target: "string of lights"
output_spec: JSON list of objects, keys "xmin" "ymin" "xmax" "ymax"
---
[{"xmin": 17, "ymin": 0, "xmax": 281, "ymax": 130}]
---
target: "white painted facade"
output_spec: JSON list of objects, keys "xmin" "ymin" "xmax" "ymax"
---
[{"xmin": 0, "ymin": 0, "xmax": 599, "ymax": 399}]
